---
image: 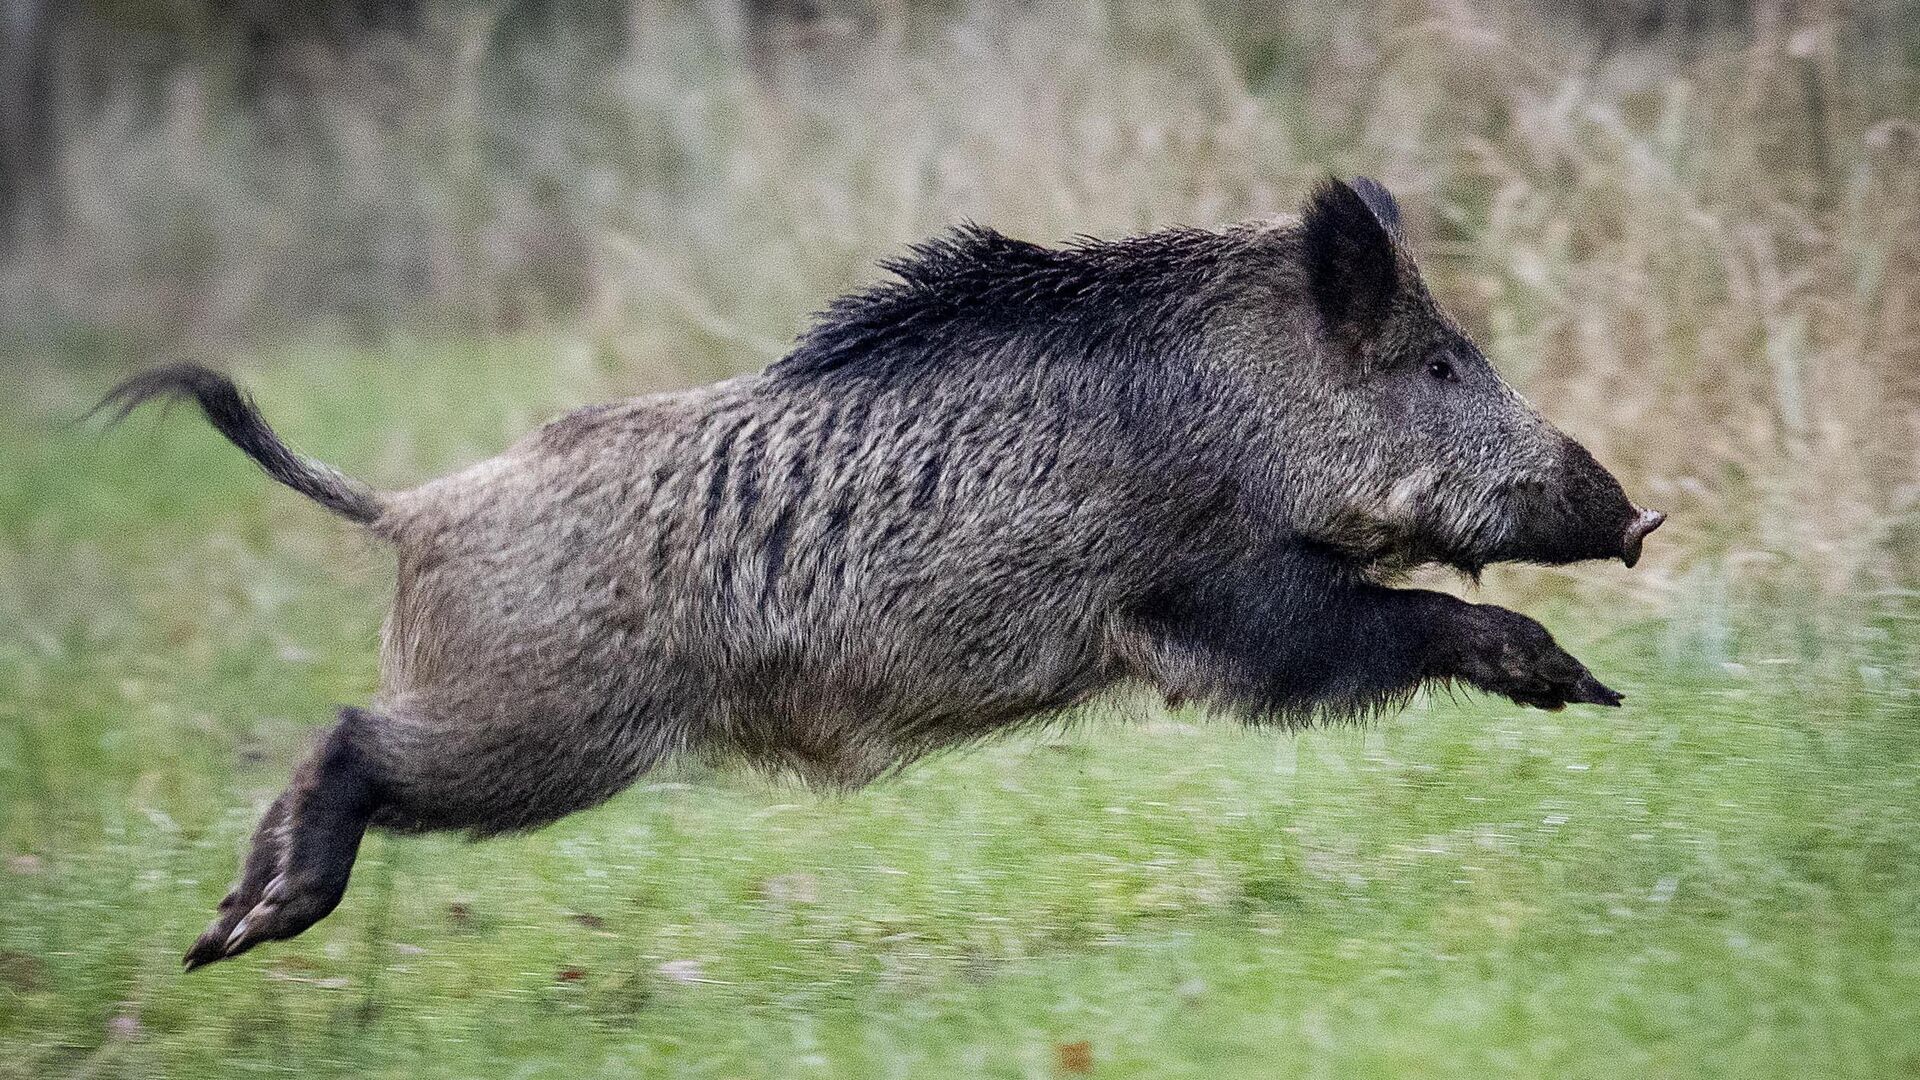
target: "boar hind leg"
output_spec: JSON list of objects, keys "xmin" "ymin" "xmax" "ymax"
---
[
  {"xmin": 356, "ymin": 689, "xmax": 669, "ymax": 838},
  {"xmin": 184, "ymin": 707, "xmax": 382, "ymax": 971}
]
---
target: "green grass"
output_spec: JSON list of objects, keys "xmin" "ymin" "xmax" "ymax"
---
[{"xmin": 3, "ymin": 342, "xmax": 1918, "ymax": 1078}]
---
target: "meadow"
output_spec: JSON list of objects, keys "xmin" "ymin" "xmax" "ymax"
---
[
  {"xmin": 4, "ymin": 1, "xmax": 1920, "ymax": 1076},
  {"xmin": 2, "ymin": 344, "xmax": 1917, "ymax": 1078}
]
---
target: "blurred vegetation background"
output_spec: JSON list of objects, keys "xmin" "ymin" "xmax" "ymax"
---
[
  {"xmin": 6, "ymin": 0, "xmax": 1919, "ymax": 607},
  {"xmin": 4, "ymin": 4, "xmax": 1920, "ymax": 1075}
]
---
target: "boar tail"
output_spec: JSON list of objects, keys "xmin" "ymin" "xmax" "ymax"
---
[{"xmin": 93, "ymin": 364, "xmax": 384, "ymax": 525}]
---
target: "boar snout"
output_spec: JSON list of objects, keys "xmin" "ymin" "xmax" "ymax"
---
[
  {"xmin": 1490, "ymin": 438, "xmax": 1658, "ymax": 569},
  {"xmin": 1620, "ymin": 507, "xmax": 1665, "ymax": 568}
]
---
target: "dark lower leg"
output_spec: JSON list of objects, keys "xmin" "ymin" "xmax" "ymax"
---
[
  {"xmin": 184, "ymin": 707, "xmax": 382, "ymax": 970},
  {"xmin": 182, "ymin": 792, "xmax": 290, "ymax": 970}
]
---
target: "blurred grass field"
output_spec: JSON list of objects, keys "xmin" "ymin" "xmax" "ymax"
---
[
  {"xmin": 3, "ymin": 344, "xmax": 1918, "ymax": 1078},
  {"xmin": 6, "ymin": 1, "xmax": 1920, "ymax": 1075}
]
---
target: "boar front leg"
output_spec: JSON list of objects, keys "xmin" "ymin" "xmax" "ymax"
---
[
  {"xmin": 1421, "ymin": 597, "xmax": 1622, "ymax": 711},
  {"xmin": 1121, "ymin": 553, "xmax": 1621, "ymax": 716}
]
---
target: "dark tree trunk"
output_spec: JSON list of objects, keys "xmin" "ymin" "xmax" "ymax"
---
[{"xmin": 0, "ymin": 0, "xmax": 59, "ymax": 250}]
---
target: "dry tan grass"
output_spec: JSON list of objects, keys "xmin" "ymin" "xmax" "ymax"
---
[{"xmin": 5, "ymin": 0, "xmax": 1916, "ymax": 600}]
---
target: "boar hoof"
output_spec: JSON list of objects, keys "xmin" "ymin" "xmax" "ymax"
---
[
  {"xmin": 1451, "ymin": 604, "xmax": 1624, "ymax": 711},
  {"xmin": 185, "ymin": 869, "xmax": 352, "ymax": 970}
]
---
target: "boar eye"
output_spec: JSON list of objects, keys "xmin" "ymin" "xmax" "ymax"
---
[{"xmin": 1426, "ymin": 358, "xmax": 1457, "ymax": 382}]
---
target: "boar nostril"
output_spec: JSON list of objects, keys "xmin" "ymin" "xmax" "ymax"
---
[{"xmin": 1620, "ymin": 508, "xmax": 1666, "ymax": 568}]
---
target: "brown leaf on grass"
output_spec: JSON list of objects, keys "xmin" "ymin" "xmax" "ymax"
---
[
  {"xmin": 569, "ymin": 912, "xmax": 607, "ymax": 930},
  {"xmin": 0, "ymin": 951, "xmax": 45, "ymax": 992},
  {"xmin": 556, "ymin": 967, "xmax": 587, "ymax": 982},
  {"xmin": 1054, "ymin": 1041, "xmax": 1093, "ymax": 1074}
]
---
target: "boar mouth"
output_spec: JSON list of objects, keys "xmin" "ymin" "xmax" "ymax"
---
[
  {"xmin": 1311, "ymin": 502, "xmax": 1497, "ymax": 581},
  {"xmin": 1310, "ymin": 473, "xmax": 1666, "ymax": 576}
]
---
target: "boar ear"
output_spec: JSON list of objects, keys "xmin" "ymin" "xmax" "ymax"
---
[
  {"xmin": 1348, "ymin": 177, "xmax": 1403, "ymax": 235},
  {"xmin": 1302, "ymin": 177, "xmax": 1401, "ymax": 347}
]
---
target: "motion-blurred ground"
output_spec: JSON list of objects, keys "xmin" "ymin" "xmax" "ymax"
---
[{"xmin": 3, "ymin": 3, "xmax": 1918, "ymax": 1076}]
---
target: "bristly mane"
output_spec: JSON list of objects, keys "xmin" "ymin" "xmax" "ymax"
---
[{"xmin": 766, "ymin": 223, "xmax": 1231, "ymax": 381}]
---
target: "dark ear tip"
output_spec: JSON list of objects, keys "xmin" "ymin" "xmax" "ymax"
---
[
  {"xmin": 1306, "ymin": 175, "xmax": 1360, "ymax": 211},
  {"xmin": 1301, "ymin": 175, "xmax": 1401, "ymax": 237},
  {"xmin": 1347, "ymin": 176, "xmax": 1402, "ymax": 233}
]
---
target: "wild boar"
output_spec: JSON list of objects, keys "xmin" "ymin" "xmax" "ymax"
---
[{"xmin": 100, "ymin": 177, "xmax": 1663, "ymax": 969}]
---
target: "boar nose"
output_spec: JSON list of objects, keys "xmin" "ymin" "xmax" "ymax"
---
[{"xmin": 1620, "ymin": 508, "xmax": 1666, "ymax": 568}]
